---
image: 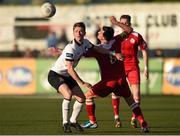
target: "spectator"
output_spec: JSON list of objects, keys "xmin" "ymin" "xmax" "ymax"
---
[
  {"xmin": 59, "ymin": 28, "xmax": 69, "ymax": 48},
  {"xmin": 24, "ymin": 48, "xmax": 33, "ymax": 58},
  {"xmin": 46, "ymin": 31, "xmax": 59, "ymax": 48},
  {"xmin": 155, "ymin": 48, "xmax": 164, "ymax": 57},
  {"xmin": 11, "ymin": 44, "xmax": 23, "ymax": 57},
  {"xmin": 31, "ymin": 49, "xmax": 40, "ymax": 58}
]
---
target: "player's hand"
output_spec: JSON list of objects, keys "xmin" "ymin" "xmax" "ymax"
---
[
  {"xmin": 48, "ymin": 47, "xmax": 62, "ymax": 57},
  {"xmin": 115, "ymin": 53, "xmax": 124, "ymax": 61},
  {"xmin": 144, "ymin": 67, "xmax": 149, "ymax": 80},
  {"xmin": 109, "ymin": 16, "xmax": 118, "ymax": 25},
  {"xmin": 82, "ymin": 82, "xmax": 92, "ymax": 90}
]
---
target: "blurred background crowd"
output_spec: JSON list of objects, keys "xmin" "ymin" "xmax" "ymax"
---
[{"xmin": 0, "ymin": 0, "xmax": 179, "ymax": 58}]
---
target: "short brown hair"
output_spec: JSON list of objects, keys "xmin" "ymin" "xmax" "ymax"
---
[
  {"xmin": 120, "ymin": 15, "xmax": 131, "ymax": 25},
  {"xmin": 73, "ymin": 22, "xmax": 86, "ymax": 31},
  {"xmin": 102, "ymin": 26, "xmax": 114, "ymax": 41}
]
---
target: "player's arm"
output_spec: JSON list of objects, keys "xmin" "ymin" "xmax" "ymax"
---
[
  {"xmin": 86, "ymin": 40, "xmax": 123, "ymax": 60},
  {"xmin": 86, "ymin": 41, "xmax": 114, "ymax": 57},
  {"xmin": 93, "ymin": 45, "xmax": 123, "ymax": 61},
  {"xmin": 66, "ymin": 60, "xmax": 92, "ymax": 89},
  {"xmin": 109, "ymin": 16, "xmax": 133, "ymax": 34},
  {"xmin": 142, "ymin": 48, "xmax": 149, "ymax": 80},
  {"xmin": 139, "ymin": 35, "xmax": 149, "ymax": 80},
  {"xmin": 93, "ymin": 45, "xmax": 111, "ymax": 54},
  {"xmin": 47, "ymin": 47, "xmax": 62, "ymax": 57},
  {"xmin": 140, "ymin": 43, "xmax": 149, "ymax": 80}
]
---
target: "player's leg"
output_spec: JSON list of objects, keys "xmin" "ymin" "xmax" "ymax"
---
[
  {"xmin": 69, "ymin": 85, "xmax": 85, "ymax": 132},
  {"xmin": 81, "ymin": 80, "xmax": 111, "ymax": 129},
  {"xmin": 81, "ymin": 89, "xmax": 98, "ymax": 128},
  {"xmin": 127, "ymin": 66, "xmax": 141, "ymax": 128},
  {"xmin": 58, "ymin": 84, "xmax": 72, "ymax": 133},
  {"xmin": 111, "ymin": 93, "xmax": 122, "ymax": 128},
  {"xmin": 117, "ymin": 79, "xmax": 149, "ymax": 133},
  {"xmin": 48, "ymin": 71, "xmax": 72, "ymax": 133},
  {"xmin": 131, "ymin": 84, "xmax": 141, "ymax": 104},
  {"xmin": 114, "ymin": 80, "xmax": 149, "ymax": 133},
  {"xmin": 124, "ymin": 96, "xmax": 149, "ymax": 133},
  {"xmin": 130, "ymin": 84, "xmax": 140, "ymax": 128}
]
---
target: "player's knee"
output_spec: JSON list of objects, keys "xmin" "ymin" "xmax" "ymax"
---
[
  {"xmin": 133, "ymin": 97, "xmax": 140, "ymax": 104},
  {"xmin": 85, "ymin": 90, "xmax": 93, "ymax": 99},
  {"xmin": 62, "ymin": 92, "xmax": 72, "ymax": 100},
  {"xmin": 134, "ymin": 99, "xmax": 140, "ymax": 105},
  {"xmin": 112, "ymin": 93, "xmax": 118, "ymax": 99},
  {"xmin": 75, "ymin": 93, "xmax": 86, "ymax": 103},
  {"xmin": 77, "ymin": 97, "xmax": 85, "ymax": 103}
]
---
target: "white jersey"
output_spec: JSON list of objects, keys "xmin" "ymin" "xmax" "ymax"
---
[{"xmin": 51, "ymin": 39, "xmax": 93, "ymax": 76}]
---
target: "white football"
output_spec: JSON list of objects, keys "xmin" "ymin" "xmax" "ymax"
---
[{"xmin": 41, "ymin": 2, "xmax": 56, "ymax": 18}]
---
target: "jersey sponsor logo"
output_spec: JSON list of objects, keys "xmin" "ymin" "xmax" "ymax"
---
[
  {"xmin": 166, "ymin": 66, "xmax": 180, "ymax": 86},
  {"xmin": 7, "ymin": 67, "xmax": 33, "ymax": 86},
  {"xmin": 66, "ymin": 53, "xmax": 73, "ymax": 58},
  {"xmin": 130, "ymin": 38, "xmax": 135, "ymax": 44},
  {"xmin": 85, "ymin": 46, "xmax": 90, "ymax": 52}
]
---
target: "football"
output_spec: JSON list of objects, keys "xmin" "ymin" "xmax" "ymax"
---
[{"xmin": 41, "ymin": 2, "xmax": 56, "ymax": 18}]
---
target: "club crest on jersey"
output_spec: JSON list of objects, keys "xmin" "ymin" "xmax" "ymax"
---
[
  {"xmin": 85, "ymin": 47, "xmax": 89, "ymax": 52},
  {"xmin": 130, "ymin": 38, "xmax": 135, "ymax": 44},
  {"xmin": 66, "ymin": 53, "xmax": 73, "ymax": 58}
]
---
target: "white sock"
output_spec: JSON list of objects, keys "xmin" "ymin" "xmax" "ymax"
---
[
  {"xmin": 70, "ymin": 100, "xmax": 83, "ymax": 123},
  {"xmin": 62, "ymin": 99, "xmax": 70, "ymax": 124}
]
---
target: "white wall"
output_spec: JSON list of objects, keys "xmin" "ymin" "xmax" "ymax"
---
[{"xmin": 0, "ymin": 3, "xmax": 180, "ymax": 51}]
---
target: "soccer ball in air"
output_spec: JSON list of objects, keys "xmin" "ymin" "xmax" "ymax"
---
[{"xmin": 41, "ymin": 2, "xmax": 56, "ymax": 18}]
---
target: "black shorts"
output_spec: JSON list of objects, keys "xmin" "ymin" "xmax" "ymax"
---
[{"xmin": 48, "ymin": 70, "xmax": 79, "ymax": 91}]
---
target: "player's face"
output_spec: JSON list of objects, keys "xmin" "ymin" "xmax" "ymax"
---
[
  {"xmin": 73, "ymin": 26, "xmax": 86, "ymax": 43},
  {"xmin": 120, "ymin": 18, "xmax": 130, "ymax": 26},
  {"xmin": 97, "ymin": 28, "xmax": 105, "ymax": 42}
]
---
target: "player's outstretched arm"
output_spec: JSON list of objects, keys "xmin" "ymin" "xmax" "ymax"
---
[
  {"xmin": 47, "ymin": 47, "xmax": 62, "ymax": 57},
  {"xmin": 93, "ymin": 46, "xmax": 124, "ymax": 61},
  {"xmin": 93, "ymin": 45, "xmax": 111, "ymax": 55},
  {"xmin": 109, "ymin": 16, "xmax": 133, "ymax": 34}
]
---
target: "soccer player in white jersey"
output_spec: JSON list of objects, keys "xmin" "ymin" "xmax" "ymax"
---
[{"xmin": 48, "ymin": 22, "xmax": 120, "ymax": 133}]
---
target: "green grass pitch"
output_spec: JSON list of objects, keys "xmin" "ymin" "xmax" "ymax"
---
[{"xmin": 0, "ymin": 95, "xmax": 180, "ymax": 135}]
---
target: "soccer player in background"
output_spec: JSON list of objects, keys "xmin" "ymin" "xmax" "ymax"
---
[
  {"xmin": 81, "ymin": 24, "xmax": 149, "ymax": 133},
  {"xmin": 110, "ymin": 15, "xmax": 149, "ymax": 128},
  {"xmin": 48, "ymin": 22, "xmax": 121, "ymax": 133}
]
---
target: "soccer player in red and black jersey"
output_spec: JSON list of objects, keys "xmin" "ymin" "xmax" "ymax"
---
[
  {"xmin": 110, "ymin": 15, "xmax": 149, "ymax": 129},
  {"xmin": 81, "ymin": 25, "xmax": 149, "ymax": 133}
]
